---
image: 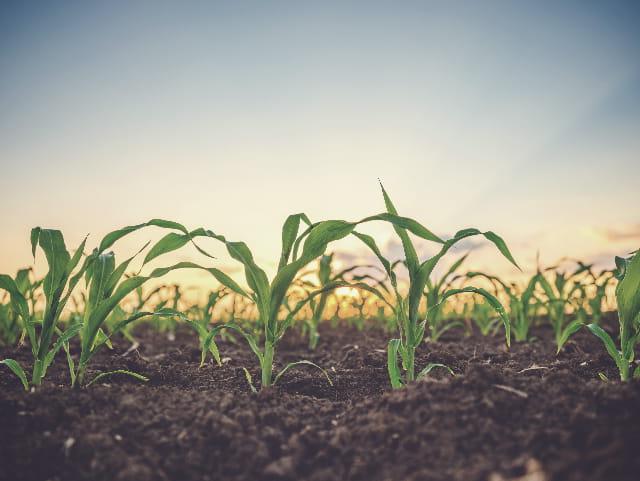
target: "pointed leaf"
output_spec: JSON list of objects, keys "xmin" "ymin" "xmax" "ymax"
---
[
  {"xmin": 1, "ymin": 359, "xmax": 28, "ymax": 390},
  {"xmin": 273, "ymin": 360, "xmax": 333, "ymax": 386},
  {"xmin": 387, "ymin": 338, "xmax": 403, "ymax": 389},
  {"xmin": 416, "ymin": 362, "xmax": 454, "ymax": 380},
  {"xmin": 86, "ymin": 369, "xmax": 149, "ymax": 387}
]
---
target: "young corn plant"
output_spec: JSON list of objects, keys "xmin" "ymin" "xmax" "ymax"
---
[
  {"xmin": 354, "ymin": 184, "xmax": 519, "ymax": 388},
  {"xmin": 185, "ymin": 287, "xmax": 230, "ymax": 347},
  {"xmin": 466, "ymin": 271, "xmax": 540, "ymax": 342},
  {"xmin": 74, "ymin": 256, "xmax": 193, "ymax": 387},
  {"xmin": 0, "ymin": 229, "xmax": 88, "ymax": 389},
  {"xmin": 0, "ymin": 219, "xmax": 214, "ymax": 389},
  {"xmin": 73, "ymin": 222, "xmax": 249, "ymax": 387},
  {"xmin": 584, "ymin": 269, "xmax": 616, "ymax": 324},
  {"xmin": 537, "ymin": 262, "xmax": 590, "ymax": 353},
  {"xmin": 197, "ymin": 209, "xmax": 441, "ymax": 391},
  {"xmin": 423, "ymin": 254, "xmax": 468, "ymax": 341},
  {"xmin": 299, "ymin": 254, "xmax": 385, "ymax": 348},
  {"xmin": 0, "ymin": 302, "xmax": 15, "ymax": 346},
  {"xmin": 588, "ymin": 251, "xmax": 640, "ymax": 381},
  {"xmin": 0, "ymin": 268, "xmax": 41, "ymax": 346},
  {"xmin": 469, "ymin": 298, "xmax": 502, "ymax": 336}
]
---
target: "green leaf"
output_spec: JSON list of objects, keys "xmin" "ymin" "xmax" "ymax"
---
[
  {"xmin": 202, "ymin": 322, "xmax": 263, "ymax": 366},
  {"xmin": 242, "ymin": 367, "xmax": 258, "ymax": 393},
  {"xmin": 143, "ymin": 232, "xmax": 191, "ymax": 265},
  {"xmin": 86, "ymin": 252, "xmax": 116, "ymax": 315},
  {"xmin": 86, "ymin": 369, "xmax": 149, "ymax": 387},
  {"xmin": 30, "ymin": 227, "xmax": 41, "ymax": 258},
  {"xmin": 379, "ymin": 182, "xmax": 420, "ymax": 276},
  {"xmin": 616, "ymin": 251, "xmax": 640, "ymax": 355},
  {"xmin": 537, "ymin": 273, "xmax": 557, "ymax": 301},
  {"xmin": 98, "ymin": 220, "xmax": 215, "ymax": 265},
  {"xmin": 282, "ymin": 280, "xmax": 394, "ymax": 335},
  {"xmin": 80, "ymin": 263, "xmax": 207, "ymax": 361},
  {"xmin": 35, "ymin": 229, "xmax": 71, "ymax": 302},
  {"xmin": 270, "ymin": 220, "xmax": 356, "ymax": 324},
  {"xmin": 205, "ymin": 267, "xmax": 249, "ymax": 298},
  {"xmin": 436, "ymin": 287, "xmax": 511, "ymax": 347},
  {"xmin": 186, "ymin": 320, "xmax": 222, "ymax": 367},
  {"xmin": 556, "ymin": 320, "xmax": 584, "ymax": 354},
  {"xmin": 587, "ymin": 323, "xmax": 627, "ymax": 379},
  {"xmin": 521, "ymin": 273, "xmax": 540, "ymax": 305},
  {"xmin": 14, "ymin": 268, "xmax": 32, "ymax": 294},
  {"xmin": 278, "ymin": 213, "xmax": 312, "ymax": 271},
  {"xmin": 104, "ymin": 242, "xmax": 150, "ymax": 296},
  {"xmin": 416, "ymin": 362, "xmax": 454, "ymax": 380},
  {"xmin": 66, "ymin": 235, "xmax": 88, "ymax": 277},
  {"xmin": 482, "ymin": 231, "xmax": 521, "ymax": 271},
  {"xmin": 97, "ymin": 219, "xmax": 188, "ymax": 253},
  {"xmin": 63, "ymin": 340, "xmax": 77, "ymax": 387},
  {"xmin": 87, "ymin": 309, "xmax": 184, "ymax": 365},
  {"xmin": 438, "ymin": 253, "xmax": 469, "ymax": 289},
  {"xmin": 0, "ymin": 274, "xmax": 30, "ymax": 326},
  {"xmin": 353, "ymin": 231, "xmax": 398, "ymax": 289},
  {"xmin": 411, "ymin": 229, "xmax": 519, "ymax": 328},
  {"xmin": 272, "ymin": 359, "xmax": 333, "ymax": 387},
  {"xmin": 43, "ymin": 323, "xmax": 82, "ymax": 374},
  {"xmin": 359, "ymin": 212, "xmax": 444, "ymax": 245},
  {"xmin": 387, "ymin": 339, "xmax": 403, "ymax": 389},
  {"xmin": 430, "ymin": 320, "xmax": 465, "ymax": 342},
  {"xmin": 1, "ymin": 359, "xmax": 29, "ymax": 390},
  {"xmin": 32, "ymin": 229, "xmax": 73, "ymax": 361}
]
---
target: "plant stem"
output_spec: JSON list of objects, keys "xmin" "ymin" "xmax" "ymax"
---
[
  {"xmin": 308, "ymin": 324, "xmax": 319, "ymax": 350},
  {"xmin": 76, "ymin": 366, "xmax": 85, "ymax": 388},
  {"xmin": 406, "ymin": 346, "xmax": 416, "ymax": 382},
  {"xmin": 261, "ymin": 340, "xmax": 275, "ymax": 389},
  {"xmin": 620, "ymin": 362, "xmax": 630, "ymax": 382},
  {"xmin": 31, "ymin": 359, "xmax": 44, "ymax": 386}
]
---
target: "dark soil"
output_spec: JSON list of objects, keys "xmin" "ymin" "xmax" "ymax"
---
[{"xmin": 1, "ymin": 315, "xmax": 639, "ymax": 481}]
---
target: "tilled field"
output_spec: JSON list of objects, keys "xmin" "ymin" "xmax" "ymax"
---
[{"xmin": 1, "ymin": 319, "xmax": 639, "ymax": 481}]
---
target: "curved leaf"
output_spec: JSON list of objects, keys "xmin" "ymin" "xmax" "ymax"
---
[
  {"xmin": 556, "ymin": 320, "xmax": 584, "ymax": 354},
  {"xmin": 416, "ymin": 362, "xmax": 454, "ymax": 380},
  {"xmin": 86, "ymin": 369, "xmax": 148, "ymax": 387},
  {"xmin": 387, "ymin": 338, "xmax": 403, "ymax": 389},
  {"xmin": 278, "ymin": 213, "xmax": 312, "ymax": 271},
  {"xmin": 436, "ymin": 287, "xmax": 511, "ymax": 347},
  {"xmin": 1, "ymin": 359, "xmax": 28, "ymax": 390},
  {"xmin": 272, "ymin": 359, "xmax": 333, "ymax": 386},
  {"xmin": 587, "ymin": 323, "xmax": 627, "ymax": 379}
]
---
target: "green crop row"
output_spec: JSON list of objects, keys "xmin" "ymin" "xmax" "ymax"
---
[{"xmin": 1, "ymin": 184, "xmax": 638, "ymax": 390}]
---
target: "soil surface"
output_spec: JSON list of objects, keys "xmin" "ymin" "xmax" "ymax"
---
[{"xmin": 1, "ymin": 315, "xmax": 639, "ymax": 481}]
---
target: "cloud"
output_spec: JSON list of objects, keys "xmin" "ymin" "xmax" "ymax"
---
[{"xmin": 598, "ymin": 224, "xmax": 640, "ymax": 242}]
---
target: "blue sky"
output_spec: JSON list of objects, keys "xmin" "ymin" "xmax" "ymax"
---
[{"xmin": 1, "ymin": 1, "xmax": 639, "ymax": 288}]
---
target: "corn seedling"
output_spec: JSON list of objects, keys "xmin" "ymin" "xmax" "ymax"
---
[
  {"xmin": 0, "ymin": 229, "xmax": 88, "ymax": 389},
  {"xmin": 579, "ymin": 268, "xmax": 616, "ymax": 324},
  {"xmin": 423, "ymin": 254, "xmax": 468, "ymax": 341},
  {"xmin": 0, "ymin": 219, "xmax": 214, "ymax": 389},
  {"xmin": 196, "ymin": 206, "xmax": 442, "ymax": 391},
  {"xmin": 466, "ymin": 271, "xmax": 540, "ymax": 342},
  {"xmin": 0, "ymin": 268, "xmax": 41, "ymax": 346},
  {"xmin": 469, "ymin": 298, "xmax": 502, "ymax": 336},
  {"xmin": 537, "ymin": 262, "xmax": 590, "ymax": 353},
  {"xmin": 298, "ymin": 254, "xmax": 385, "ymax": 348},
  {"xmin": 355, "ymin": 183, "xmax": 519, "ymax": 388},
  {"xmin": 588, "ymin": 251, "xmax": 640, "ymax": 381},
  {"xmin": 74, "ymin": 256, "xmax": 193, "ymax": 387}
]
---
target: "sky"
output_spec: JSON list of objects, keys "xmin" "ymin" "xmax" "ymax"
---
[{"xmin": 1, "ymin": 1, "xmax": 639, "ymax": 295}]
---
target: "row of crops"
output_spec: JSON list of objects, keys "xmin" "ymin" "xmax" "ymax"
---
[{"xmin": 1, "ymin": 185, "xmax": 638, "ymax": 391}]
